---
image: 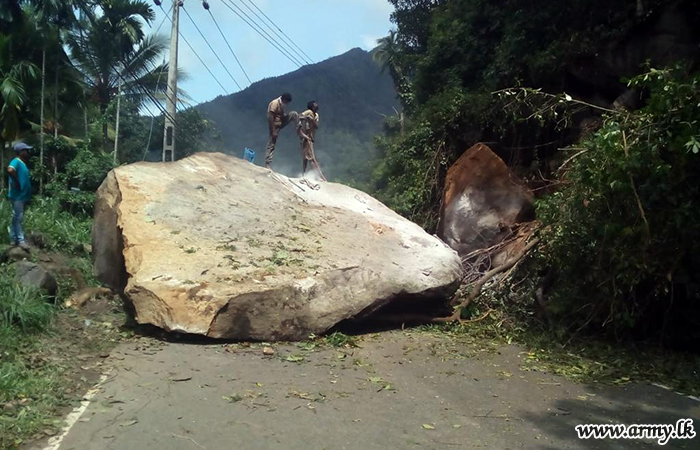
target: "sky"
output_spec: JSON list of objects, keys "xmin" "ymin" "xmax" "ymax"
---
[{"xmin": 146, "ymin": 0, "xmax": 395, "ymax": 107}]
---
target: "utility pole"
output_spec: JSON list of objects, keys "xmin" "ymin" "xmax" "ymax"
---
[
  {"xmin": 114, "ymin": 77, "xmax": 121, "ymax": 165},
  {"xmin": 162, "ymin": 0, "xmax": 182, "ymax": 162}
]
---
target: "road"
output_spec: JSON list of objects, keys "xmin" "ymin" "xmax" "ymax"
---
[{"xmin": 34, "ymin": 330, "xmax": 699, "ymax": 450}]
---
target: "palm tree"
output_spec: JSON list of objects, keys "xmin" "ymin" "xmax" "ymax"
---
[
  {"xmin": 374, "ymin": 30, "xmax": 413, "ymax": 111},
  {"xmin": 374, "ymin": 30, "xmax": 404, "ymax": 84},
  {"xmin": 67, "ymin": 0, "xmax": 168, "ymax": 155},
  {"xmin": 27, "ymin": 0, "xmax": 92, "ymax": 192},
  {"xmin": 0, "ymin": 34, "xmax": 39, "ymax": 186}
]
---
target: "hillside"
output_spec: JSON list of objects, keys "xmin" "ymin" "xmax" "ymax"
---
[{"xmin": 196, "ymin": 48, "xmax": 398, "ymax": 183}]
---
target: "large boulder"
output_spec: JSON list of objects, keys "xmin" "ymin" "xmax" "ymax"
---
[
  {"xmin": 92, "ymin": 153, "xmax": 462, "ymax": 340},
  {"xmin": 437, "ymin": 143, "xmax": 535, "ymax": 259},
  {"xmin": 15, "ymin": 261, "xmax": 58, "ymax": 297}
]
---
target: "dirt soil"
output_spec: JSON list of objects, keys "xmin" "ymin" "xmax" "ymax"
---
[{"xmin": 23, "ymin": 328, "xmax": 700, "ymax": 450}]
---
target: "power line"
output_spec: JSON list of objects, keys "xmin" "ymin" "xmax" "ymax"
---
[
  {"xmin": 217, "ymin": 0, "xmax": 349, "ymax": 103},
  {"xmin": 111, "ymin": 52, "xmax": 207, "ymax": 150},
  {"xmin": 144, "ymin": 56, "xmax": 167, "ymax": 160},
  {"xmin": 159, "ymin": 3, "xmax": 231, "ymax": 95},
  {"xmin": 207, "ymin": 9, "xmax": 252, "ymax": 85},
  {"xmin": 152, "ymin": 6, "xmax": 170, "ymax": 35},
  {"xmin": 237, "ymin": 0, "xmax": 311, "ymax": 66},
  {"xmin": 219, "ymin": 0, "xmax": 305, "ymax": 68},
  {"xmin": 243, "ymin": 0, "xmax": 315, "ymax": 65},
  {"xmin": 242, "ymin": 0, "xmax": 313, "ymax": 65},
  {"xmin": 181, "ymin": 5, "xmax": 242, "ymax": 90},
  {"xmin": 72, "ymin": 15, "xmax": 202, "ymax": 160}
]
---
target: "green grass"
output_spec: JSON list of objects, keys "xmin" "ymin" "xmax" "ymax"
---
[
  {"xmin": 320, "ymin": 332, "xmax": 360, "ymax": 348},
  {"xmin": 0, "ymin": 193, "xmax": 98, "ymax": 448},
  {"xmin": 0, "ymin": 325, "xmax": 71, "ymax": 449},
  {"xmin": 0, "ymin": 267, "xmax": 54, "ymax": 332},
  {"xmin": 0, "ymin": 269, "xmax": 63, "ymax": 449},
  {"xmin": 0, "ymin": 196, "xmax": 91, "ymax": 253}
]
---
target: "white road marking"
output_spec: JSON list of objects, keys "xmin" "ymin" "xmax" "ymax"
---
[
  {"xmin": 42, "ymin": 369, "xmax": 112, "ymax": 450},
  {"xmin": 652, "ymin": 383, "xmax": 700, "ymax": 403}
]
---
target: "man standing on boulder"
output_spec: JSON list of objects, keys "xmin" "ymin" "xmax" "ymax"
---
[
  {"xmin": 297, "ymin": 100, "xmax": 326, "ymax": 184},
  {"xmin": 265, "ymin": 93, "xmax": 298, "ymax": 169},
  {"xmin": 7, "ymin": 142, "xmax": 32, "ymax": 250}
]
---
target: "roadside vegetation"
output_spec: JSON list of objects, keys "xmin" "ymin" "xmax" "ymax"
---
[
  {"xmin": 371, "ymin": 0, "xmax": 700, "ymax": 393},
  {"xmin": 0, "ymin": 0, "xmax": 213, "ymax": 447}
]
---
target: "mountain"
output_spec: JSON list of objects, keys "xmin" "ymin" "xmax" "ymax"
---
[{"xmin": 196, "ymin": 48, "xmax": 398, "ymax": 183}]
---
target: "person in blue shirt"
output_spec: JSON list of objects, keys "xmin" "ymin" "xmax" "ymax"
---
[{"xmin": 7, "ymin": 142, "xmax": 32, "ymax": 250}]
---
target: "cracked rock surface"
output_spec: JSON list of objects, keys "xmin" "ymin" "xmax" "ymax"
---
[{"xmin": 92, "ymin": 153, "xmax": 462, "ymax": 340}]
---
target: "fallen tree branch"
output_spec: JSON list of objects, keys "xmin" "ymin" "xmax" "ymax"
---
[
  {"xmin": 622, "ymin": 130, "xmax": 650, "ymax": 242},
  {"xmin": 172, "ymin": 433, "xmax": 206, "ymax": 449},
  {"xmin": 435, "ymin": 237, "xmax": 541, "ymax": 323},
  {"xmin": 556, "ymin": 149, "xmax": 588, "ymax": 174}
]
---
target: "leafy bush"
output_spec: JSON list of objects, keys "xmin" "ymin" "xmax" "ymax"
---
[
  {"xmin": 45, "ymin": 141, "xmax": 114, "ymax": 215},
  {"xmin": 536, "ymin": 68, "xmax": 700, "ymax": 344},
  {"xmin": 24, "ymin": 197, "xmax": 92, "ymax": 252}
]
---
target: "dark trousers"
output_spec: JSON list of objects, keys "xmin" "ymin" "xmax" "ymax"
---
[{"xmin": 265, "ymin": 111, "xmax": 298, "ymax": 166}]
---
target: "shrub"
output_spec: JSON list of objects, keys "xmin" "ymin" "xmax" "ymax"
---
[
  {"xmin": 536, "ymin": 68, "xmax": 700, "ymax": 344},
  {"xmin": 45, "ymin": 141, "xmax": 114, "ymax": 215}
]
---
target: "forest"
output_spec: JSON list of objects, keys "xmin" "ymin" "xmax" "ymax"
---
[{"xmin": 370, "ymin": 0, "xmax": 700, "ymax": 348}]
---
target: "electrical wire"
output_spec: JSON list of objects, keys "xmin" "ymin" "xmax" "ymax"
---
[
  {"xmin": 207, "ymin": 9, "xmax": 252, "ymax": 85},
  {"xmin": 144, "ymin": 56, "xmax": 167, "ymax": 160},
  {"xmin": 181, "ymin": 5, "xmax": 242, "ymax": 90},
  {"xmin": 215, "ymin": 0, "xmax": 350, "ymax": 104},
  {"xmin": 220, "ymin": 0, "xmax": 305, "ymax": 68},
  {"xmin": 244, "ymin": 0, "xmax": 315, "ymax": 65},
  {"xmin": 73, "ymin": 15, "xmax": 203, "ymax": 162},
  {"xmin": 159, "ymin": 3, "xmax": 230, "ymax": 95},
  {"xmin": 152, "ymin": 7, "xmax": 170, "ymax": 35},
  {"xmin": 238, "ymin": 0, "xmax": 312, "ymax": 66}
]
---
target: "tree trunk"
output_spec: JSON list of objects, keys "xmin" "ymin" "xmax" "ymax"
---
[
  {"xmin": 40, "ymin": 46, "xmax": 46, "ymax": 195},
  {"xmin": 101, "ymin": 100, "xmax": 109, "ymax": 153},
  {"xmin": 84, "ymin": 107, "xmax": 88, "ymax": 139},
  {"xmin": 53, "ymin": 48, "xmax": 59, "ymax": 176},
  {"xmin": 113, "ymin": 78, "xmax": 121, "ymax": 165}
]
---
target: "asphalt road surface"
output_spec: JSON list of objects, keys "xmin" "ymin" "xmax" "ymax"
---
[{"xmin": 32, "ymin": 330, "xmax": 700, "ymax": 450}]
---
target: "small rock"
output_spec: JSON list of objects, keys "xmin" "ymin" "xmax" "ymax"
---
[
  {"xmin": 2, "ymin": 402, "xmax": 16, "ymax": 412},
  {"xmin": 74, "ymin": 242, "xmax": 93, "ymax": 254},
  {"xmin": 263, "ymin": 347, "xmax": 275, "ymax": 356},
  {"xmin": 14, "ymin": 261, "xmax": 58, "ymax": 297},
  {"xmin": 1, "ymin": 246, "xmax": 30, "ymax": 263}
]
